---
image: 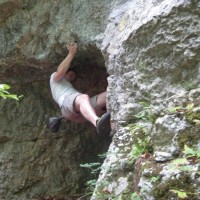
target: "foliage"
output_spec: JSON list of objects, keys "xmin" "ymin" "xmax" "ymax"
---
[
  {"xmin": 169, "ymin": 145, "xmax": 200, "ymax": 173},
  {"xmin": 131, "ymin": 137, "xmax": 150, "ymax": 160},
  {"xmin": 85, "ymin": 179, "xmax": 97, "ymax": 192},
  {"xmin": 131, "ymin": 192, "xmax": 142, "ymax": 200},
  {"xmin": 183, "ymin": 144, "xmax": 200, "ymax": 158},
  {"xmin": 170, "ymin": 189, "xmax": 188, "ymax": 199},
  {"xmin": 168, "ymin": 103, "xmax": 194, "ymax": 113},
  {"xmin": 134, "ymin": 102, "xmax": 155, "ymax": 122},
  {"xmin": 129, "ymin": 121, "xmax": 152, "ymax": 161},
  {"xmin": 0, "ymin": 84, "xmax": 22, "ymax": 101},
  {"xmin": 130, "ymin": 123, "xmax": 149, "ymax": 135},
  {"xmin": 167, "ymin": 145, "xmax": 200, "ymax": 199},
  {"xmin": 168, "ymin": 103, "xmax": 200, "ymax": 125},
  {"xmin": 80, "ymin": 153, "xmax": 107, "ymax": 198},
  {"xmin": 150, "ymin": 176, "xmax": 160, "ymax": 183},
  {"xmin": 80, "ymin": 162, "xmax": 101, "ymax": 176},
  {"xmin": 181, "ymin": 81, "xmax": 197, "ymax": 91},
  {"xmin": 97, "ymin": 152, "xmax": 107, "ymax": 159}
]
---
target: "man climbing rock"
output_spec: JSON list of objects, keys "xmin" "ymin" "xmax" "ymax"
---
[{"xmin": 50, "ymin": 42, "xmax": 111, "ymax": 135}]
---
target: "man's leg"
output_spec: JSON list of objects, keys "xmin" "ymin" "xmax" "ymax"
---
[
  {"xmin": 96, "ymin": 91, "xmax": 106, "ymax": 111},
  {"xmin": 74, "ymin": 94, "xmax": 99, "ymax": 126},
  {"xmin": 90, "ymin": 91, "xmax": 107, "ymax": 116},
  {"xmin": 74, "ymin": 93, "xmax": 111, "ymax": 136}
]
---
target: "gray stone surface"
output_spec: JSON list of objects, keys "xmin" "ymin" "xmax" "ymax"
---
[
  {"xmin": 0, "ymin": 0, "xmax": 112, "ymax": 199},
  {"xmin": 0, "ymin": 0, "xmax": 200, "ymax": 199},
  {"xmin": 93, "ymin": 0, "xmax": 200, "ymax": 199}
]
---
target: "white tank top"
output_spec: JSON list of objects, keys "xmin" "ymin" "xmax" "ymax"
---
[{"xmin": 50, "ymin": 72, "xmax": 78, "ymax": 107}]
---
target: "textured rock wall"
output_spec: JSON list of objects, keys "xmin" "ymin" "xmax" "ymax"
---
[
  {"xmin": 0, "ymin": 0, "xmax": 200, "ymax": 200},
  {"xmin": 0, "ymin": 0, "xmax": 117, "ymax": 199},
  {"xmin": 92, "ymin": 0, "xmax": 200, "ymax": 199}
]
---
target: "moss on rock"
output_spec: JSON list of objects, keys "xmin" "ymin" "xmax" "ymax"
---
[
  {"xmin": 185, "ymin": 109, "xmax": 200, "ymax": 124},
  {"xmin": 177, "ymin": 107, "xmax": 200, "ymax": 149},
  {"xmin": 153, "ymin": 174, "xmax": 197, "ymax": 200},
  {"xmin": 177, "ymin": 126, "xmax": 200, "ymax": 149}
]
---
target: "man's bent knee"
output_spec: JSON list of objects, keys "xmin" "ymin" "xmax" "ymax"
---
[
  {"xmin": 74, "ymin": 94, "xmax": 90, "ymax": 112},
  {"xmin": 77, "ymin": 94, "xmax": 90, "ymax": 102}
]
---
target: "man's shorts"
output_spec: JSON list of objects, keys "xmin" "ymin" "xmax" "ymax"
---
[{"xmin": 61, "ymin": 93, "xmax": 98, "ymax": 122}]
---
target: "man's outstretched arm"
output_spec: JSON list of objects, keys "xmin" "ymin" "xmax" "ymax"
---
[{"xmin": 54, "ymin": 42, "xmax": 78, "ymax": 82}]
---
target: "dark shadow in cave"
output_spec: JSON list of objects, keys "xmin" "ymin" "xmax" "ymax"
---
[
  {"xmin": 59, "ymin": 44, "xmax": 111, "ymax": 193},
  {"xmin": 71, "ymin": 44, "xmax": 108, "ymax": 96}
]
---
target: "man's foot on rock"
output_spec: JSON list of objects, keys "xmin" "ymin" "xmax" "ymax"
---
[{"xmin": 96, "ymin": 112, "xmax": 111, "ymax": 136}]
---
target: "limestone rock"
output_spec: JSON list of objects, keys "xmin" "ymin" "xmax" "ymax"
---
[{"xmin": 0, "ymin": 0, "xmax": 200, "ymax": 199}]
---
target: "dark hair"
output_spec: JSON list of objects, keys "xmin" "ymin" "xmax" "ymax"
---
[{"xmin": 67, "ymin": 68, "xmax": 77, "ymax": 74}]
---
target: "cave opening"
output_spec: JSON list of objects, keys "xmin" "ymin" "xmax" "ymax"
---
[
  {"xmin": 0, "ymin": 44, "xmax": 112, "ymax": 198},
  {"xmin": 58, "ymin": 44, "xmax": 111, "ymax": 194},
  {"xmin": 70, "ymin": 44, "xmax": 108, "ymax": 97}
]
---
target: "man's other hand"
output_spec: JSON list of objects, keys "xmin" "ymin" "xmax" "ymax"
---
[{"xmin": 67, "ymin": 42, "xmax": 78, "ymax": 56}]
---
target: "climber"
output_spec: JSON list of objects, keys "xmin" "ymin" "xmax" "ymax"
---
[{"xmin": 49, "ymin": 41, "xmax": 111, "ymax": 135}]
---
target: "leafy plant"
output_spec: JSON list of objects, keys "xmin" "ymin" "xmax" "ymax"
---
[
  {"xmin": 97, "ymin": 152, "xmax": 107, "ymax": 159},
  {"xmin": 169, "ymin": 158, "xmax": 193, "ymax": 172},
  {"xmin": 169, "ymin": 145, "xmax": 200, "ymax": 173},
  {"xmin": 131, "ymin": 137, "xmax": 151, "ymax": 160},
  {"xmin": 0, "ymin": 84, "xmax": 22, "ymax": 100},
  {"xmin": 131, "ymin": 192, "xmax": 142, "ymax": 200},
  {"xmin": 170, "ymin": 189, "xmax": 200, "ymax": 199},
  {"xmin": 134, "ymin": 102, "xmax": 155, "ymax": 122},
  {"xmin": 181, "ymin": 81, "xmax": 197, "ymax": 91},
  {"xmin": 171, "ymin": 157, "xmax": 188, "ymax": 165},
  {"xmin": 183, "ymin": 144, "xmax": 200, "ymax": 158},
  {"xmin": 80, "ymin": 162, "xmax": 101, "ymax": 176},
  {"xmin": 150, "ymin": 176, "xmax": 160, "ymax": 183},
  {"xmin": 170, "ymin": 189, "xmax": 188, "ymax": 199},
  {"xmin": 168, "ymin": 145, "xmax": 200, "ymax": 199},
  {"xmin": 130, "ymin": 123, "xmax": 147, "ymax": 133},
  {"xmin": 85, "ymin": 179, "xmax": 97, "ymax": 192},
  {"xmin": 169, "ymin": 103, "xmax": 194, "ymax": 113},
  {"xmin": 80, "ymin": 153, "xmax": 107, "ymax": 198},
  {"xmin": 79, "ymin": 162, "xmax": 101, "ymax": 199}
]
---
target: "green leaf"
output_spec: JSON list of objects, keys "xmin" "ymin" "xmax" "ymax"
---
[
  {"xmin": 0, "ymin": 90, "xmax": 9, "ymax": 94},
  {"xmin": 131, "ymin": 192, "xmax": 141, "ymax": 200},
  {"xmin": 0, "ymin": 84, "xmax": 10, "ymax": 90},
  {"xmin": 131, "ymin": 146, "xmax": 141, "ymax": 158},
  {"xmin": 172, "ymin": 158, "xmax": 188, "ymax": 165},
  {"xmin": 86, "ymin": 179, "xmax": 97, "ymax": 187},
  {"xmin": 0, "ymin": 84, "xmax": 22, "ymax": 101},
  {"xmin": 183, "ymin": 145, "xmax": 196, "ymax": 156},
  {"xmin": 150, "ymin": 176, "xmax": 159, "ymax": 183},
  {"xmin": 186, "ymin": 103, "xmax": 194, "ymax": 110},
  {"xmin": 80, "ymin": 162, "xmax": 101, "ymax": 169},
  {"xmin": 6, "ymin": 94, "xmax": 19, "ymax": 100},
  {"xmin": 169, "ymin": 106, "xmax": 182, "ymax": 113},
  {"xmin": 197, "ymin": 153, "xmax": 200, "ymax": 158},
  {"xmin": 170, "ymin": 189, "xmax": 188, "ymax": 199},
  {"xmin": 180, "ymin": 165, "xmax": 193, "ymax": 172},
  {"xmin": 98, "ymin": 152, "xmax": 107, "ymax": 158}
]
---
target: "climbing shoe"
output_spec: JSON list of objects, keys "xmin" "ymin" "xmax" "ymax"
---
[{"xmin": 96, "ymin": 112, "xmax": 111, "ymax": 136}]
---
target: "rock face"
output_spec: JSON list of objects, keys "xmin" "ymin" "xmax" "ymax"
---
[
  {"xmin": 0, "ymin": 0, "xmax": 200, "ymax": 200},
  {"xmin": 92, "ymin": 0, "xmax": 200, "ymax": 199},
  {"xmin": 0, "ymin": 0, "xmax": 112, "ymax": 199}
]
